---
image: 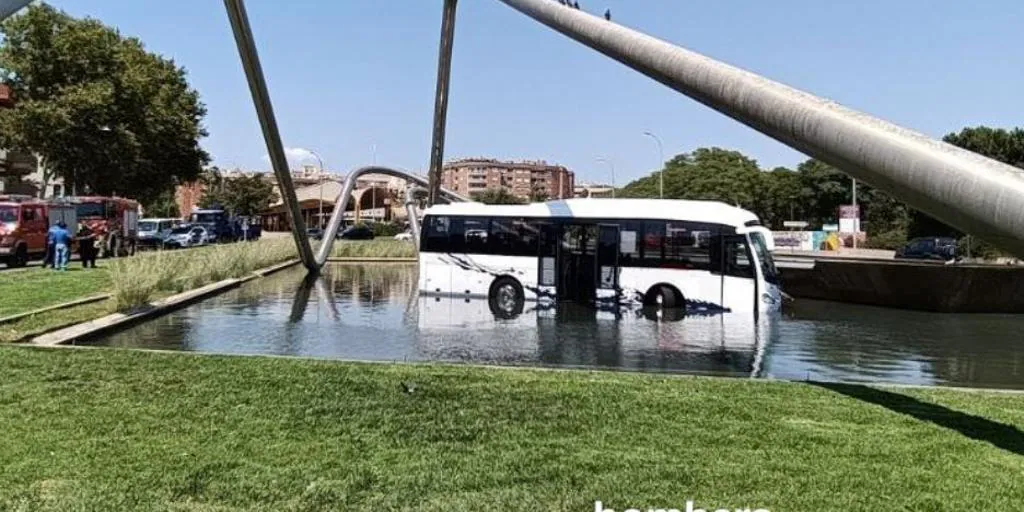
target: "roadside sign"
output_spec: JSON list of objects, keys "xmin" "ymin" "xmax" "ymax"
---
[{"xmin": 822, "ymin": 224, "xmax": 839, "ymax": 232}]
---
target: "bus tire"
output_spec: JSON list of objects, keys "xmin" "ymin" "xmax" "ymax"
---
[
  {"xmin": 644, "ymin": 284, "xmax": 683, "ymax": 309},
  {"xmin": 488, "ymin": 276, "xmax": 525, "ymax": 319}
]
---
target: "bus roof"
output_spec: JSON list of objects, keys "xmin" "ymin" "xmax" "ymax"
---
[{"xmin": 424, "ymin": 198, "xmax": 761, "ymax": 227}]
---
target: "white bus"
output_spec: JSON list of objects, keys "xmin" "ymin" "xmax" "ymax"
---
[{"xmin": 418, "ymin": 198, "xmax": 780, "ymax": 317}]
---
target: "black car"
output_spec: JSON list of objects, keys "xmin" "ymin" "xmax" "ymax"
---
[
  {"xmin": 307, "ymin": 228, "xmax": 325, "ymax": 241},
  {"xmin": 339, "ymin": 225, "xmax": 374, "ymax": 240},
  {"xmin": 895, "ymin": 237, "xmax": 957, "ymax": 261}
]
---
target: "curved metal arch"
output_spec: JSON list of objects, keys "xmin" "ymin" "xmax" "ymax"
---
[{"xmin": 314, "ymin": 166, "xmax": 471, "ymax": 267}]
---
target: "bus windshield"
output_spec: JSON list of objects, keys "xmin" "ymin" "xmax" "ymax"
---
[
  {"xmin": 76, "ymin": 203, "xmax": 105, "ymax": 218},
  {"xmin": 748, "ymin": 232, "xmax": 778, "ymax": 285}
]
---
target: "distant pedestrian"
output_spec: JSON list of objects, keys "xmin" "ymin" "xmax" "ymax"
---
[
  {"xmin": 604, "ymin": 8, "xmax": 611, "ymax": 20},
  {"xmin": 77, "ymin": 222, "xmax": 98, "ymax": 269},
  {"xmin": 47, "ymin": 221, "xmax": 72, "ymax": 271}
]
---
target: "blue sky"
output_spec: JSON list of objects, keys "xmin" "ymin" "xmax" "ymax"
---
[{"xmin": 52, "ymin": 0, "xmax": 1024, "ymax": 185}]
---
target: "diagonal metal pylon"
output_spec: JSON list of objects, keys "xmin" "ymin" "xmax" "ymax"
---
[{"xmin": 223, "ymin": 0, "xmax": 317, "ymax": 271}]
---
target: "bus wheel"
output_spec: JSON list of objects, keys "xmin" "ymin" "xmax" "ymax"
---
[
  {"xmin": 488, "ymin": 276, "xmax": 525, "ymax": 319},
  {"xmin": 644, "ymin": 284, "xmax": 683, "ymax": 309}
]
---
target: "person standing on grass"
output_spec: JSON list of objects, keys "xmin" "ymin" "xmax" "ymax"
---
[
  {"xmin": 48, "ymin": 221, "xmax": 72, "ymax": 271},
  {"xmin": 77, "ymin": 221, "xmax": 97, "ymax": 269},
  {"xmin": 43, "ymin": 235, "xmax": 54, "ymax": 268},
  {"xmin": 45, "ymin": 222, "xmax": 62, "ymax": 269}
]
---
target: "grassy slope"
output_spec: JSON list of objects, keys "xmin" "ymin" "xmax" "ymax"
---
[
  {"xmin": 1, "ymin": 347, "xmax": 1022, "ymax": 511},
  {"xmin": 0, "ymin": 267, "xmax": 110, "ymax": 318}
]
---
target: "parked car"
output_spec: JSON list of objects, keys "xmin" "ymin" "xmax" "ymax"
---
[
  {"xmin": 895, "ymin": 237, "xmax": 957, "ymax": 261},
  {"xmin": 163, "ymin": 225, "xmax": 208, "ymax": 249},
  {"xmin": 340, "ymin": 225, "xmax": 374, "ymax": 240},
  {"xmin": 307, "ymin": 228, "xmax": 325, "ymax": 241},
  {"xmin": 394, "ymin": 230, "xmax": 414, "ymax": 242},
  {"xmin": 138, "ymin": 218, "xmax": 181, "ymax": 250}
]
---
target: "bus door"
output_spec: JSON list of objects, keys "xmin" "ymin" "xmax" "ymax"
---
[
  {"xmin": 537, "ymin": 221, "xmax": 558, "ymax": 301},
  {"xmin": 594, "ymin": 223, "xmax": 620, "ymax": 305},
  {"xmin": 557, "ymin": 223, "xmax": 597, "ymax": 304},
  {"xmin": 717, "ymin": 234, "xmax": 758, "ymax": 314}
]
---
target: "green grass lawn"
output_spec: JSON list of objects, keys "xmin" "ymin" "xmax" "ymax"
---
[
  {"xmin": 2, "ymin": 347, "xmax": 1023, "ymax": 511},
  {"xmin": 0, "ymin": 266, "xmax": 110, "ymax": 318}
]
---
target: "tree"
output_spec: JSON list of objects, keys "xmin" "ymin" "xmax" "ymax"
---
[
  {"xmin": 621, "ymin": 147, "xmax": 763, "ymax": 205},
  {"xmin": 944, "ymin": 126, "xmax": 1024, "ymax": 169},
  {"xmin": 529, "ymin": 191, "xmax": 550, "ymax": 202},
  {"xmin": 143, "ymin": 189, "xmax": 179, "ymax": 218},
  {"xmin": 0, "ymin": 3, "xmax": 209, "ymax": 204},
  {"xmin": 200, "ymin": 173, "xmax": 277, "ymax": 216},
  {"xmin": 472, "ymin": 188, "xmax": 526, "ymax": 205}
]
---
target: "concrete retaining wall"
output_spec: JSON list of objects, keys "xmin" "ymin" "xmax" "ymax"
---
[{"xmin": 780, "ymin": 260, "xmax": 1024, "ymax": 313}]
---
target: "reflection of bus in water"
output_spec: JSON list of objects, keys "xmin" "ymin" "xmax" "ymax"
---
[
  {"xmin": 415, "ymin": 295, "xmax": 770, "ymax": 377},
  {"xmin": 418, "ymin": 199, "xmax": 780, "ymax": 318}
]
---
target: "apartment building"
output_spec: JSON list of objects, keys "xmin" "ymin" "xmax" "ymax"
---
[{"xmin": 441, "ymin": 158, "xmax": 575, "ymax": 200}]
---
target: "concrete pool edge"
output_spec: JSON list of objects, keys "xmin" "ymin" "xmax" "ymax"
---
[
  {"xmin": 327, "ymin": 257, "xmax": 417, "ymax": 263},
  {"xmin": 29, "ymin": 259, "xmax": 302, "ymax": 347},
  {"xmin": 0, "ymin": 293, "xmax": 112, "ymax": 326}
]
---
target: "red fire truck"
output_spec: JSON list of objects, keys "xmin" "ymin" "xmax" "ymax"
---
[
  {"xmin": 69, "ymin": 196, "xmax": 140, "ymax": 258},
  {"xmin": 0, "ymin": 195, "xmax": 76, "ymax": 267}
]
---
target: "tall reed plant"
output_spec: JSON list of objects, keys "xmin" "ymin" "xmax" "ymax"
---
[
  {"xmin": 108, "ymin": 238, "xmax": 298, "ymax": 311},
  {"xmin": 330, "ymin": 239, "xmax": 417, "ymax": 258}
]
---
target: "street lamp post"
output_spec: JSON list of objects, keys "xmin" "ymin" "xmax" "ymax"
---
[
  {"xmin": 307, "ymin": 149, "xmax": 326, "ymax": 229},
  {"xmin": 643, "ymin": 131, "xmax": 664, "ymax": 199},
  {"xmin": 852, "ymin": 177, "xmax": 858, "ymax": 249},
  {"xmin": 596, "ymin": 157, "xmax": 615, "ymax": 198},
  {"xmin": 371, "ymin": 143, "xmax": 377, "ymax": 222}
]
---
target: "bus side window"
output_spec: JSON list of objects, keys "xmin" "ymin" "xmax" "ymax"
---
[
  {"xmin": 423, "ymin": 215, "xmax": 450, "ymax": 252},
  {"xmin": 491, "ymin": 218, "xmax": 527, "ymax": 256},
  {"xmin": 723, "ymin": 235, "xmax": 754, "ymax": 278},
  {"xmin": 459, "ymin": 217, "xmax": 489, "ymax": 254},
  {"xmin": 641, "ymin": 221, "xmax": 665, "ymax": 264},
  {"xmin": 618, "ymin": 221, "xmax": 642, "ymax": 265},
  {"xmin": 665, "ymin": 222, "xmax": 712, "ymax": 270}
]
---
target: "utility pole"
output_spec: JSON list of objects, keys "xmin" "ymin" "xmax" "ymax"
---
[
  {"xmin": 427, "ymin": 0, "xmax": 458, "ymax": 206},
  {"xmin": 643, "ymin": 131, "xmax": 664, "ymax": 199},
  {"xmin": 852, "ymin": 178, "xmax": 858, "ymax": 249},
  {"xmin": 371, "ymin": 143, "xmax": 377, "ymax": 221},
  {"xmin": 308, "ymin": 149, "xmax": 325, "ymax": 229}
]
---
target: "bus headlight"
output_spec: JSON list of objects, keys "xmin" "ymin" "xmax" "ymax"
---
[{"xmin": 761, "ymin": 293, "xmax": 777, "ymax": 305}]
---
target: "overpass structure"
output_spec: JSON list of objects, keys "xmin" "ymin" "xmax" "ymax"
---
[{"xmin": 1, "ymin": 0, "xmax": 1023, "ymax": 272}]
